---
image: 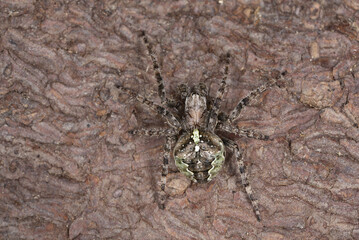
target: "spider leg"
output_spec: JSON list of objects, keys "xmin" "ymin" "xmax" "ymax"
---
[
  {"xmin": 116, "ymin": 84, "xmax": 181, "ymax": 129},
  {"xmin": 129, "ymin": 127, "xmax": 176, "ymax": 136},
  {"xmin": 207, "ymin": 53, "xmax": 231, "ymax": 131},
  {"xmin": 217, "ymin": 122, "xmax": 269, "ymax": 140},
  {"xmin": 223, "ymin": 138, "xmax": 261, "ymax": 222},
  {"xmin": 140, "ymin": 31, "xmax": 176, "ymax": 108},
  {"xmin": 159, "ymin": 136, "xmax": 176, "ymax": 209},
  {"xmin": 177, "ymin": 83, "xmax": 189, "ymax": 101},
  {"xmin": 228, "ymin": 78, "xmax": 276, "ymax": 122}
]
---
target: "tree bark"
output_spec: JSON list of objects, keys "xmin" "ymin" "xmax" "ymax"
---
[{"xmin": 1, "ymin": 1, "xmax": 358, "ymax": 239}]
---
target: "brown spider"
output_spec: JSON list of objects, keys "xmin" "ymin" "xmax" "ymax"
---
[{"xmin": 117, "ymin": 31, "xmax": 277, "ymax": 221}]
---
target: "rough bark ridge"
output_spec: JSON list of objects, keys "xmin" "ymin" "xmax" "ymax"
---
[{"xmin": 1, "ymin": 0, "xmax": 359, "ymax": 239}]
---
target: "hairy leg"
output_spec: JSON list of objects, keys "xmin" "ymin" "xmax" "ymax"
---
[
  {"xmin": 116, "ymin": 84, "xmax": 181, "ymax": 129},
  {"xmin": 228, "ymin": 78, "xmax": 277, "ymax": 122},
  {"xmin": 217, "ymin": 122, "xmax": 269, "ymax": 140},
  {"xmin": 129, "ymin": 127, "xmax": 176, "ymax": 137},
  {"xmin": 162, "ymin": 83, "xmax": 189, "ymax": 114},
  {"xmin": 159, "ymin": 136, "xmax": 176, "ymax": 209},
  {"xmin": 140, "ymin": 31, "xmax": 176, "ymax": 108},
  {"xmin": 177, "ymin": 83, "xmax": 189, "ymax": 101},
  {"xmin": 207, "ymin": 53, "xmax": 231, "ymax": 131},
  {"xmin": 223, "ymin": 138, "xmax": 261, "ymax": 222}
]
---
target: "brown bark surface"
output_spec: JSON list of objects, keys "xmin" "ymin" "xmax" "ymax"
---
[{"xmin": 1, "ymin": 0, "xmax": 359, "ymax": 239}]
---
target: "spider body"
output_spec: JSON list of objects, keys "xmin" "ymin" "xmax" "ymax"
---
[
  {"xmin": 117, "ymin": 31, "xmax": 278, "ymax": 222},
  {"xmin": 174, "ymin": 84, "xmax": 226, "ymax": 183}
]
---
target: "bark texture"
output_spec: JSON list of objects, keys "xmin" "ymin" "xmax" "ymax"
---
[{"xmin": 1, "ymin": 0, "xmax": 359, "ymax": 239}]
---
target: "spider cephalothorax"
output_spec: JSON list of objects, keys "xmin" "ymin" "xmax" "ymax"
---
[
  {"xmin": 184, "ymin": 84, "xmax": 208, "ymax": 128},
  {"xmin": 117, "ymin": 31, "xmax": 277, "ymax": 222}
]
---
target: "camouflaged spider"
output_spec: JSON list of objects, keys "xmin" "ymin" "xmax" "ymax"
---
[{"xmin": 117, "ymin": 31, "xmax": 277, "ymax": 222}]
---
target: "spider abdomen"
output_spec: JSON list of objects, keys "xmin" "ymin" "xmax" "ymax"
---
[{"xmin": 173, "ymin": 129, "xmax": 225, "ymax": 183}]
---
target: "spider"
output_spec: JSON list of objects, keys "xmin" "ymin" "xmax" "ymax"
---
[{"xmin": 117, "ymin": 31, "xmax": 277, "ymax": 222}]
